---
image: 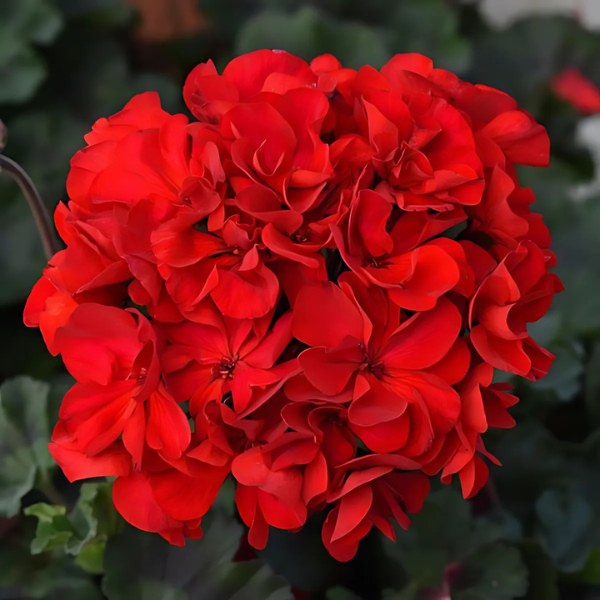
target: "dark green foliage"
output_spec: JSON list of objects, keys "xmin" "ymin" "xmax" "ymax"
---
[{"xmin": 1, "ymin": 1, "xmax": 600, "ymax": 598}]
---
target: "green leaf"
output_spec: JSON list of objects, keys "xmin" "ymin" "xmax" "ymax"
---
[
  {"xmin": 467, "ymin": 17, "xmax": 577, "ymax": 108},
  {"xmin": 0, "ymin": 0, "xmax": 63, "ymax": 103},
  {"xmin": 525, "ymin": 311, "xmax": 562, "ymax": 351},
  {"xmin": 102, "ymin": 512, "xmax": 293, "ymax": 600},
  {"xmin": 22, "ymin": 1, "xmax": 63, "ymax": 45},
  {"xmin": 452, "ymin": 544, "xmax": 528, "ymax": 600},
  {"xmin": 490, "ymin": 422, "xmax": 568, "ymax": 519},
  {"xmin": 24, "ymin": 482, "xmax": 118, "ymax": 572},
  {"xmin": 385, "ymin": 488, "xmax": 505, "ymax": 587},
  {"xmin": 535, "ymin": 489, "xmax": 596, "ymax": 572},
  {"xmin": 236, "ymin": 7, "xmax": 391, "ymax": 69},
  {"xmin": 525, "ymin": 343, "xmax": 584, "ymax": 403},
  {"xmin": 0, "ymin": 45, "xmax": 46, "ymax": 103},
  {"xmin": 257, "ymin": 514, "xmax": 351, "ymax": 592},
  {"xmin": 76, "ymin": 539, "xmax": 106, "ymax": 575},
  {"xmin": 0, "ymin": 377, "xmax": 52, "ymax": 470},
  {"xmin": 0, "ymin": 376, "xmax": 51, "ymax": 517},
  {"xmin": 0, "ymin": 535, "xmax": 103, "ymax": 600},
  {"xmin": 67, "ymin": 482, "xmax": 118, "ymax": 554},
  {"xmin": 0, "ymin": 0, "xmax": 63, "ymax": 44},
  {"xmin": 24, "ymin": 503, "xmax": 76, "ymax": 554}
]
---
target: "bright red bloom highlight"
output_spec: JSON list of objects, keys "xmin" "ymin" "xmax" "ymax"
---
[{"xmin": 26, "ymin": 49, "xmax": 560, "ymax": 561}]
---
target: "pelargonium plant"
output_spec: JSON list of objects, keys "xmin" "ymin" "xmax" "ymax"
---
[{"xmin": 23, "ymin": 49, "xmax": 562, "ymax": 562}]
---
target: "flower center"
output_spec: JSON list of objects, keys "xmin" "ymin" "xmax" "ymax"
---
[
  {"xmin": 358, "ymin": 344, "xmax": 385, "ymax": 378},
  {"xmin": 362, "ymin": 255, "xmax": 395, "ymax": 270},
  {"xmin": 293, "ymin": 232, "xmax": 308, "ymax": 243},
  {"xmin": 212, "ymin": 357, "xmax": 237, "ymax": 381}
]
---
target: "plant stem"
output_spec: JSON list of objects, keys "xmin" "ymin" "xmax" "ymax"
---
[
  {"xmin": 0, "ymin": 120, "xmax": 60, "ymax": 260},
  {"xmin": 0, "ymin": 153, "xmax": 61, "ymax": 260}
]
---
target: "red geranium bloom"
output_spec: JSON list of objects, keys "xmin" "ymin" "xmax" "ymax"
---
[
  {"xmin": 162, "ymin": 303, "xmax": 297, "ymax": 415},
  {"xmin": 322, "ymin": 457, "xmax": 429, "ymax": 562},
  {"xmin": 334, "ymin": 62, "xmax": 486, "ymax": 211},
  {"xmin": 50, "ymin": 304, "xmax": 190, "ymax": 469},
  {"xmin": 24, "ymin": 203, "xmax": 130, "ymax": 353},
  {"xmin": 25, "ymin": 49, "xmax": 561, "ymax": 560},
  {"xmin": 292, "ymin": 274, "xmax": 463, "ymax": 441},
  {"xmin": 466, "ymin": 166, "xmax": 552, "ymax": 255},
  {"xmin": 469, "ymin": 241, "xmax": 563, "ymax": 379},
  {"xmin": 153, "ymin": 213, "xmax": 280, "ymax": 319},
  {"xmin": 332, "ymin": 188, "xmax": 468, "ymax": 310},
  {"xmin": 183, "ymin": 49, "xmax": 320, "ymax": 123}
]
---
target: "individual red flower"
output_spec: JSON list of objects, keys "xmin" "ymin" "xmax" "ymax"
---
[
  {"xmin": 552, "ymin": 68, "xmax": 600, "ymax": 115},
  {"xmin": 322, "ymin": 457, "xmax": 430, "ymax": 562},
  {"xmin": 466, "ymin": 166, "xmax": 552, "ymax": 255},
  {"xmin": 23, "ymin": 203, "xmax": 130, "ymax": 353},
  {"xmin": 67, "ymin": 92, "xmax": 194, "ymax": 213},
  {"xmin": 25, "ymin": 49, "xmax": 560, "ymax": 561},
  {"xmin": 233, "ymin": 436, "xmax": 318, "ymax": 549},
  {"xmin": 376, "ymin": 54, "xmax": 549, "ymax": 168},
  {"xmin": 414, "ymin": 355, "xmax": 519, "ymax": 499},
  {"xmin": 162, "ymin": 303, "xmax": 297, "ymax": 415},
  {"xmin": 153, "ymin": 213, "xmax": 279, "ymax": 319},
  {"xmin": 332, "ymin": 62, "xmax": 486, "ymax": 210},
  {"xmin": 332, "ymin": 188, "xmax": 468, "ymax": 310},
  {"xmin": 469, "ymin": 241, "xmax": 563, "ymax": 379},
  {"xmin": 220, "ymin": 86, "xmax": 334, "ymax": 212},
  {"xmin": 292, "ymin": 274, "xmax": 464, "ymax": 442},
  {"xmin": 50, "ymin": 304, "xmax": 190, "ymax": 469},
  {"xmin": 183, "ymin": 49, "xmax": 319, "ymax": 122}
]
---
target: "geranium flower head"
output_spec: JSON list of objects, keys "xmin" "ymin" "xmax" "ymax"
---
[{"xmin": 25, "ymin": 49, "xmax": 560, "ymax": 561}]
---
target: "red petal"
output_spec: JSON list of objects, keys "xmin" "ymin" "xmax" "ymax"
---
[
  {"xmin": 348, "ymin": 376, "xmax": 408, "ymax": 427},
  {"xmin": 382, "ymin": 298, "xmax": 461, "ymax": 370},
  {"xmin": 49, "ymin": 442, "xmax": 131, "ymax": 482},
  {"xmin": 293, "ymin": 281, "xmax": 364, "ymax": 347},
  {"xmin": 223, "ymin": 49, "xmax": 315, "ymax": 99},
  {"xmin": 351, "ymin": 414, "xmax": 410, "ymax": 453},
  {"xmin": 257, "ymin": 489, "xmax": 307, "ymax": 530},
  {"xmin": 150, "ymin": 464, "xmax": 229, "ymax": 521},
  {"xmin": 299, "ymin": 345, "xmax": 361, "ymax": 397},
  {"xmin": 146, "ymin": 387, "xmax": 191, "ymax": 459},
  {"xmin": 232, "ymin": 447, "xmax": 271, "ymax": 487},
  {"xmin": 303, "ymin": 451, "xmax": 329, "ymax": 505},
  {"xmin": 113, "ymin": 472, "xmax": 180, "ymax": 533},
  {"xmin": 322, "ymin": 507, "xmax": 372, "ymax": 562},
  {"xmin": 331, "ymin": 485, "xmax": 373, "ymax": 542}
]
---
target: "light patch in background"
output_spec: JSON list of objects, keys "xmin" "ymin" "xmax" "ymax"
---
[
  {"xmin": 473, "ymin": 0, "xmax": 600, "ymax": 30},
  {"xmin": 572, "ymin": 115, "xmax": 600, "ymax": 201}
]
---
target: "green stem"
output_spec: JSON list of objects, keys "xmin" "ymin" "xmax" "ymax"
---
[
  {"xmin": 0, "ymin": 122, "xmax": 61, "ymax": 260},
  {"xmin": 40, "ymin": 479, "xmax": 67, "ymax": 507}
]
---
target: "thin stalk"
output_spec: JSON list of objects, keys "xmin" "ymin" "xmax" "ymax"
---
[{"xmin": 0, "ymin": 151, "xmax": 61, "ymax": 260}]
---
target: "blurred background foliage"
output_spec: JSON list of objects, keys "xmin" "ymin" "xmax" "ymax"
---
[{"xmin": 1, "ymin": 0, "xmax": 600, "ymax": 598}]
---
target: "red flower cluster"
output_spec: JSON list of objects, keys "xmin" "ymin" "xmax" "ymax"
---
[{"xmin": 25, "ymin": 50, "xmax": 561, "ymax": 561}]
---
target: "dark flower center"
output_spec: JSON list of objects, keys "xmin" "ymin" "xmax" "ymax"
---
[
  {"xmin": 293, "ymin": 232, "xmax": 308, "ymax": 243},
  {"xmin": 212, "ymin": 358, "xmax": 237, "ymax": 381},
  {"xmin": 358, "ymin": 344, "xmax": 385, "ymax": 378}
]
